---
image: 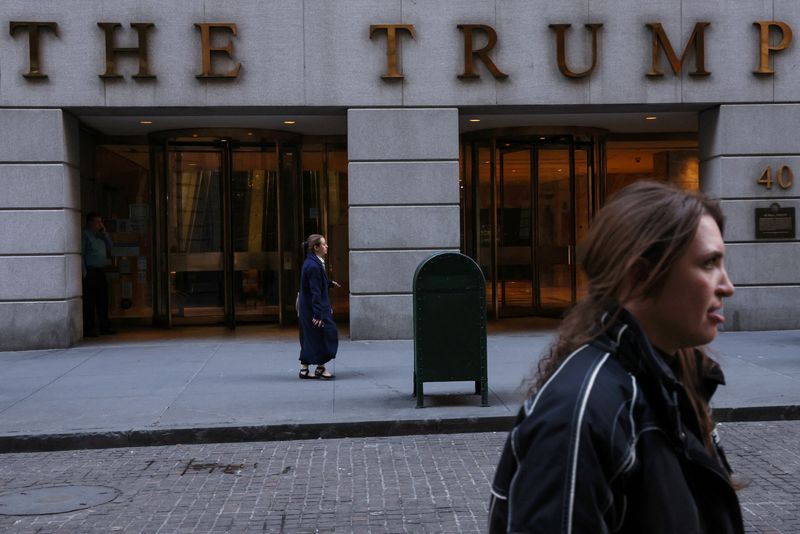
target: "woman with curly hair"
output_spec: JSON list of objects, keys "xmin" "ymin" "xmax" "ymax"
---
[{"xmin": 489, "ymin": 181, "xmax": 742, "ymax": 533}]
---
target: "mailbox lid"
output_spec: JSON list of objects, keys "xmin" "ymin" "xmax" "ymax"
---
[{"xmin": 413, "ymin": 252, "xmax": 486, "ymax": 294}]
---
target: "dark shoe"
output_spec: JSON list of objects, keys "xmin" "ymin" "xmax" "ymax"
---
[
  {"xmin": 314, "ymin": 366, "xmax": 334, "ymax": 380},
  {"xmin": 84, "ymin": 332, "xmax": 99, "ymax": 338},
  {"xmin": 99, "ymin": 329, "xmax": 117, "ymax": 335},
  {"xmin": 299, "ymin": 368, "xmax": 316, "ymax": 380}
]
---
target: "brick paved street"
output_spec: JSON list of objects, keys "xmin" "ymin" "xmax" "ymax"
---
[{"xmin": 0, "ymin": 422, "xmax": 797, "ymax": 533}]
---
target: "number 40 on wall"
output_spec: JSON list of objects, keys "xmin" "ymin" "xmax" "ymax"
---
[{"xmin": 757, "ymin": 165, "xmax": 794, "ymax": 190}]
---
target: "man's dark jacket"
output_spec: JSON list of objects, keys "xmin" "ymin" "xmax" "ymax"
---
[{"xmin": 489, "ymin": 308, "xmax": 743, "ymax": 533}]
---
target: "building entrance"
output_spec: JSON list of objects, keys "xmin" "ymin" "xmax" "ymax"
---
[
  {"xmin": 152, "ymin": 130, "xmax": 300, "ymax": 327},
  {"xmin": 461, "ymin": 129, "xmax": 604, "ymax": 319},
  {"xmin": 87, "ymin": 129, "xmax": 348, "ymax": 332}
]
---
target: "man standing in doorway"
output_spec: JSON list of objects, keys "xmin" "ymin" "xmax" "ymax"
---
[{"xmin": 82, "ymin": 212, "xmax": 114, "ymax": 337}]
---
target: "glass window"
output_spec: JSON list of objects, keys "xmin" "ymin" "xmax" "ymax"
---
[
  {"xmin": 301, "ymin": 148, "xmax": 324, "ymax": 237},
  {"xmin": 232, "ymin": 149, "xmax": 280, "ymax": 320},
  {"xmin": 301, "ymin": 144, "xmax": 349, "ymax": 317},
  {"xmin": 326, "ymin": 147, "xmax": 349, "ymax": 316},
  {"xmin": 90, "ymin": 145, "xmax": 154, "ymax": 320},
  {"xmin": 168, "ymin": 150, "xmax": 224, "ymax": 319},
  {"xmin": 606, "ymin": 139, "xmax": 699, "ymax": 198}
]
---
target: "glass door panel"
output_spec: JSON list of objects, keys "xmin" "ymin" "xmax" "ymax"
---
[
  {"xmin": 325, "ymin": 147, "xmax": 349, "ymax": 316},
  {"xmin": 299, "ymin": 145, "xmax": 349, "ymax": 318},
  {"xmin": 476, "ymin": 144, "xmax": 495, "ymax": 315},
  {"xmin": 498, "ymin": 146, "xmax": 533, "ymax": 316},
  {"xmin": 575, "ymin": 148, "xmax": 591, "ymax": 301},
  {"xmin": 462, "ymin": 133, "xmax": 603, "ymax": 320},
  {"xmin": 231, "ymin": 148, "xmax": 280, "ymax": 321},
  {"xmin": 93, "ymin": 145, "xmax": 154, "ymax": 321},
  {"xmin": 536, "ymin": 147, "xmax": 573, "ymax": 310},
  {"xmin": 300, "ymin": 148, "xmax": 323, "ymax": 237},
  {"xmin": 168, "ymin": 150, "xmax": 225, "ymax": 320},
  {"xmin": 156, "ymin": 132, "xmax": 310, "ymax": 328}
]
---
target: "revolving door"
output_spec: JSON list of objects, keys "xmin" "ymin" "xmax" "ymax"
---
[
  {"xmin": 152, "ymin": 129, "xmax": 300, "ymax": 327},
  {"xmin": 461, "ymin": 129, "xmax": 605, "ymax": 319}
]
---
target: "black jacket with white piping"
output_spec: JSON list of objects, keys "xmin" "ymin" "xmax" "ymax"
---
[{"xmin": 489, "ymin": 308, "xmax": 743, "ymax": 534}]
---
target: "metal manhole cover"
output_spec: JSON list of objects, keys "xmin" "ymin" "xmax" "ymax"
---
[{"xmin": 0, "ymin": 485, "xmax": 119, "ymax": 516}]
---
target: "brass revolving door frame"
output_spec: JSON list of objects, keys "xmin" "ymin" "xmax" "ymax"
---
[
  {"xmin": 150, "ymin": 128, "xmax": 302, "ymax": 329},
  {"xmin": 461, "ymin": 126, "xmax": 607, "ymax": 320}
]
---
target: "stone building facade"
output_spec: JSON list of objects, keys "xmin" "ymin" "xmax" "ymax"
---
[{"xmin": 1, "ymin": 0, "xmax": 798, "ymax": 349}]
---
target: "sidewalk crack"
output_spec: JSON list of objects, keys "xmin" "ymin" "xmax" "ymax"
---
[
  {"xmin": 0, "ymin": 348, "xmax": 103, "ymax": 416},
  {"xmin": 151, "ymin": 343, "xmax": 222, "ymax": 426}
]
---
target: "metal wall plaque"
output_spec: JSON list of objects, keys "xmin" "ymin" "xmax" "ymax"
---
[{"xmin": 755, "ymin": 204, "xmax": 795, "ymax": 239}]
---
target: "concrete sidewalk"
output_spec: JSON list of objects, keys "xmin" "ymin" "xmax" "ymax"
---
[{"xmin": 1, "ymin": 323, "xmax": 799, "ymax": 452}]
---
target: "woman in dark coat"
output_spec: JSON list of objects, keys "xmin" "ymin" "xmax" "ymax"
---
[
  {"xmin": 298, "ymin": 234, "xmax": 339, "ymax": 380},
  {"xmin": 490, "ymin": 182, "xmax": 743, "ymax": 533}
]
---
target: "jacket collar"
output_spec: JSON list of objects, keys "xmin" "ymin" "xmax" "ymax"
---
[
  {"xmin": 306, "ymin": 252, "xmax": 323, "ymax": 266},
  {"xmin": 601, "ymin": 304, "xmax": 726, "ymax": 397},
  {"xmin": 596, "ymin": 305, "xmax": 693, "ymax": 449},
  {"xmin": 601, "ymin": 306, "xmax": 682, "ymax": 389},
  {"xmin": 306, "ymin": 253, "xmax": 328, "ymax": 281},
  {"xmin": 597, "ymin": 304, "xmax": 737, "ymax": 488}
]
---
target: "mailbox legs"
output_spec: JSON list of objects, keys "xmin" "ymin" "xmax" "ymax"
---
[
  {"xmin": 414, "ymin": 372, "xmax": 424, "ymax": 408},
  {"xmin": 415, "ymin": 375, "xmax": 488, "ymax": 408}
]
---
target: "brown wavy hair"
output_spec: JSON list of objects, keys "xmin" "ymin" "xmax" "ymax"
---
[{"xmin": 532, "ymin": 181, "xmax": 725, "ymax": 453}]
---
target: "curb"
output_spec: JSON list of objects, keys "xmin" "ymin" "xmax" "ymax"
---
[
  {"xmin": 0, "ymin": 416, "xmax": 517, "ymax": 454},
  {"xmin": 713, "ymin": 404, "xmax": 800, "ymax": 422},
  {"xmin": 1, "ymin": 406, "xmax": 798, "ymax": 454}
]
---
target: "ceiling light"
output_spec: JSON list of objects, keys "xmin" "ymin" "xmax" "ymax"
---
[
  {"xmin": 645, "ymin": 116, "xmax": 657, "ymax": 120},
  {"xmin": 539, "ymin": 136, "xmax": 546, "ymax": 140},
  {"xmin": 468, "ymin": 118, "xmax": 481, "ymax": 123},
  {"xmin": 247, "ymin": 132, "xmax": 253, "ymax": 136},
  {"xmin": 140, "ymin": 120, "xmax": 153, "ymax": 125},
  {"xmin": 191, "ymin": 134, "xmax": 198, "ymax": 138},
  {"xmin": 283, "ymin": 120, "xmax": 296, "ymax": 125}
]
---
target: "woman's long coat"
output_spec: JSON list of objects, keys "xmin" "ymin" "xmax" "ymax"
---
[{"xmin": 298, "ymin": 253, "xmax": 338, "ymax": 365}]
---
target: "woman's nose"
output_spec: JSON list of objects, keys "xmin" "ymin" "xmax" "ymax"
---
[{"xmin": 718, "ymin": 267, "xmax": 735, "ymax": 298}]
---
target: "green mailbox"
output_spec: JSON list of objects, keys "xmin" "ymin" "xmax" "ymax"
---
[{"xmin": 412, "ymin": 252, "xmax": 488, "ymax": 408}]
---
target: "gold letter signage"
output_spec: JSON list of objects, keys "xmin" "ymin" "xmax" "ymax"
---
[
  {"xmin": 753, "ymin": 21, "xmax": 793, "ymax": 75},
  {"xmin": 9, "ymin": 21, "xmax": 58, "ymax": 79},
  {"xmin": 549, "ymin": 23, "xmax": 603, "ymax": 78},
  {"xmin": 457, "ymin": 24, "xmax": 508, "ymax": 79},
  {"xmin": 10, "ymin": 17, "xmax": 800, "ymax": 85},
  {"xmin": 195, "ymin": 23, "xmax": 241, "ymax": 79},
  {"xmin": 97, "ymin": 22, "xmax": 155, "ymax": 79},
  {"xmin": 369, "ymin": 24, "xmax": 415, "ymax": 79},
  {"xmin": 646, "ymin": 22, "xmax": 711, "ymax": 77},
  {"xmin": 757, "ymin": 165, "xmax": 794, "ymax": 190}
]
